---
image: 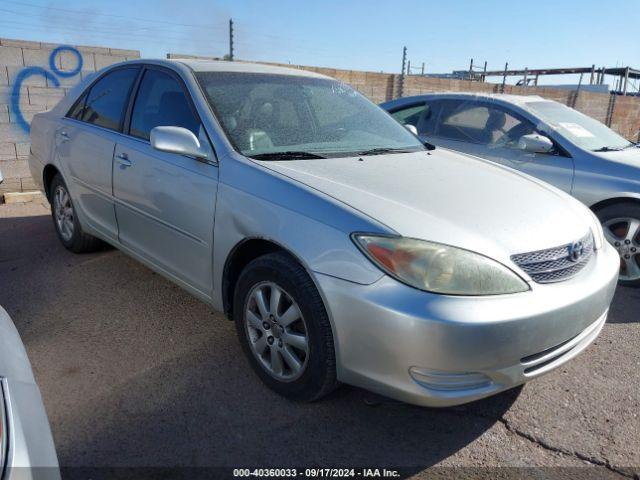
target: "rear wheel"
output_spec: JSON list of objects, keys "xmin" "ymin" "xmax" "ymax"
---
[
  {"xmin": 233, "ymin": 252, "xmax": 338, "ymax": 401},
  {"xmin": 49, "ymin": 174, "xmax": 103, "ymax": 253},
  {"xmin": 595, "ymin": 202, "xmax": 640, "ymax": 287}
]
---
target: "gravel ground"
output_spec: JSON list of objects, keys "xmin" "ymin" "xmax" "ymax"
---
[{"xmin": 0, "ymin": 200, "xmax": 638, "ymax": 479}]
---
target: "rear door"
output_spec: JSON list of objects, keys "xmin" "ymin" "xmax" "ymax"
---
[
  {"xmin": 57, "ymin": 67, "xmax": 140, "ymax": 241},
  {"xmin": 429, "ymin": 99, "xmax": 574, "ymax": 193},
  {"xmin": 112, "ymin": 66, "xmax": 218, "ymax": 297}
]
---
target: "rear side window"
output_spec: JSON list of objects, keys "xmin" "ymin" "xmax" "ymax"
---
[
  {"xmin": 67, "ymin": 93, "xmax": 87, "ymax": 120},
  {"xmin": 79, "ymin": 68, "xmax": 139, "ymax": 131},
  {"xmin": 129, "ymin": 69, "xmax": 200, "ymax": 141}
]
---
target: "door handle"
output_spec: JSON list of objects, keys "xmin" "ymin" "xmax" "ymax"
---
[
  {"xmin": 57, "ymin": 131, "xmax": 70, "ymax": 142},
  {"xmin": 115, "ymin": 152, "xmax": 132, "ymax": 167}
]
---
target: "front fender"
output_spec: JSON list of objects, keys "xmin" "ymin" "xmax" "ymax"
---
[
  {"xmin": 211, "ymin": 155, "xmax": 387, "ymax": 310},
  {"xmin": 589, "ymin": 191, "xmax": 640, "ymax": 210}
]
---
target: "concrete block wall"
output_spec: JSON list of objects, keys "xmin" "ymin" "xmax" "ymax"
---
[
  {"xmin": 610, "ymin": 96, "xmax": 640, "ymax": 142},
  {"xmin": 307, "ymin": 64, "xmax": 640, "ymax": 143},
  {"xmin": 253, "ymin": 61, "xmax": 396, "ymax": 104},
  {"xmin": 232, "ymin": 58, "xmax": 640, "ymax": 143},
  {"xmin": 0, "ymin": 38, "xmax": 139, "ymax": 194}
]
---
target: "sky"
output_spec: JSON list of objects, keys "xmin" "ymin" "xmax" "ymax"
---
[{"xmin": 1, "ymin": 0, "xmax": 639, "ymax": 87}]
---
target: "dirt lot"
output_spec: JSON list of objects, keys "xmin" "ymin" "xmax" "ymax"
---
[{"xmin": 0, "ymin": 200, "xmax": 638, "ymax": 478}]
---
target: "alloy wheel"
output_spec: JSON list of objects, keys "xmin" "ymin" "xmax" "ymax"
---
[
  {"xmin": 244, "ymin": 281, "xmax": 309, "ymax": 382},
  {"xmin": 602, "ymin": 217, "xmax": 640, "ymax": 281},
  {"xmin": 53, "ymin": 185, "xmax": 74, "ymax": 242}
]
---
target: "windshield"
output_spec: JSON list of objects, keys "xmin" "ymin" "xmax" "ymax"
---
[
  {"xmin": 195, "ymin": 72, "xmax": 425, "ymax": 158},
  {"xmin": 526, "ymin": 101, "xmax": 633, "ymax": 151}
]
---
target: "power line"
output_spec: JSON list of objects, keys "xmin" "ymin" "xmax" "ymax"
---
[
  {"xmin": 0, "ymin": 18, "xmax": 371, "ymax": 66},
  {"xmin": 3, "ymin": 0, "xmax": 401, "ymax": 58},
  {"xmin": 0, "ymin": 5, "xmax": 352, "ymax": 58},
  {"xmin": 0, "ymin": 19, "xmax": 205, "ymax": 43},
  {"xmin": 2, "ymin": 0, "xmax": 225, "ymax": 30},
  {"xmin": 0, "ymin": 6, "xmax": 225, "ymax": 34},
  {"xmin": 0, "ymin": 4, "xmax": 400, "ymax": 71}
]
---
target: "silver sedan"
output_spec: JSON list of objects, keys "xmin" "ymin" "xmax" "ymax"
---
[
  {"xmin": 27, "ymin": 60, "xmax": 618, "ymax": 407},
  {"xmin": 382, "ymin": 93, "xmax": 640, "ymax": 286}
]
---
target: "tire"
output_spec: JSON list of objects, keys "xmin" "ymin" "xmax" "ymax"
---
[
  {"xmin": 49, "ymin": 173, "xmax": 103, "ymax": 253},
  {"xmin": 233, "ymin": 252, "xmax": 338, "ymax": 402},
  {"xmin": 595, "ymin": 201, "xmax": 640, "ymax": 288}
]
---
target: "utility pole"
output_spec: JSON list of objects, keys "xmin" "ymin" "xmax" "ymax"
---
[
  {"xmin": 401, "ymin": 46, "xmax": 407, "ymax": 75},
  {"xmin": 501, "ymin": 62, "xmax": 508, "ymax": 93},
  {"xmin": 398, "ymin": 46, "xmax": 407, "ymax": 98},
  {"xmin": 228, "ymin": 19, "xmax": 234, "ymax": 61},
  {"xmin": 624, "ymin": 67, "xmax": 630, "ymax": 95}
]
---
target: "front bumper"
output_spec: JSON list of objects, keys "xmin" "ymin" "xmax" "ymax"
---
[{"xmin": 317, "ymin": 242, "xmax": 619, "ymax": 407}]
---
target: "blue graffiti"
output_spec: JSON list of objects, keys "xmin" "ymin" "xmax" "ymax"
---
[
  {"xmin": 10, "ymin": 45, "xmax": 83, "ymax": 133},
  {"xmin": 49, "ymin": 45, "xmax": 83, "ymax": 77}
]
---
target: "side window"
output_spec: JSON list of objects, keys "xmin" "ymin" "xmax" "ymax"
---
[
  {"xmin": 436, "ymin": 101, "xmax": 489, "ymax": 143},
  {"xmin": 80, "ymin": 68, "xmax": 139, "ymax": 131},
  {"xmin": 67, "ymin": 93, "xmax": 87, "ymax": 120},
  {"xmin": 130, "ymin": 69, "xmax": 201, "ymax": 141},
  {"xmin": 391, "ymin": 104, "xmax": 427, "ymax": 128},
  {"xmin": 435, "ymin": 100, "xmax": 536, "ymax": 146}
]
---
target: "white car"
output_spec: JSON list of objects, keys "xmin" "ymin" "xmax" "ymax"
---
[{"xmin": 0, "ymin": 306, "xmax": 59, "ymax": 479}]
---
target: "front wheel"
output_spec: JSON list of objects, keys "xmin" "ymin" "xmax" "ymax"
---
[
  {"xmin": 596, "ymin": 202, "xmax": 640, "ymax": 287},
  {"xmin": 233, "ymin": 252, "xmax": 338, "ymax": 401}
]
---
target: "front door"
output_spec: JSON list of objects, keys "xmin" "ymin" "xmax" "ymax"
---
[
  {"xmin": 425, "ymin": 99, "xmax": 575, "ymax": 193},
  {"xmin": 112, "ymin": 67, "xmax": 218, "ymax": 297}
]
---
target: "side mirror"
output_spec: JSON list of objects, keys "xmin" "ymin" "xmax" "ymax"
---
[
  {"xmin": 150, "ymin": 126, "xmax": 210, "ymax": 160},
  {"xmin": 518, "ymin": 134, "xmax": 554, "ymax": 154},
  {"xmin": 404, "ymin": 124, "xmax": 418, "ymax": 135}
]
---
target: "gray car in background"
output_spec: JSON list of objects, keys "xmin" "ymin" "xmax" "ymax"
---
[
  {"xmin": 382, "ymin": 93, "xmax": 640, "ymax": 286},
  {"xmin": 27, "ymin": 60, "xmax": 619, "ymax": 407},
  {"xmin": 0, "ymin": 306, "xmax": 59, "ymax": 480}
]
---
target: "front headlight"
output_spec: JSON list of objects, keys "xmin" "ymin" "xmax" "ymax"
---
[{"xmin": 352, "ymin": 234, "xmax": 530, "ymax": 295}]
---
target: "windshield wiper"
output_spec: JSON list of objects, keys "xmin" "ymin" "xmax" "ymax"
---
[
  {"xmin": 249, "ymin": 151, "xmax": 327, "ymax": 160},
  {"xmin": 592, "ymin": 146, "xmax": 624, "ymax": 152},
  {"xmin": 355, "ymin": 147, "xmax": 416, "ymax": 156}
]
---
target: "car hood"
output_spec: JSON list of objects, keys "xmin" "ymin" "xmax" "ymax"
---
[
  {"xmin": 259, "ymin": 149, "xmax": 593, "ymax": 268},
  {"xmin": 591, "ymin": 146, "xmax": 640, "ymax": 167}
]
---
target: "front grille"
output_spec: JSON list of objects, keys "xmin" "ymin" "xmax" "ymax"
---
[{"xmin": 511, "ymin": 232, "xmax": 594, "ymax": 283}]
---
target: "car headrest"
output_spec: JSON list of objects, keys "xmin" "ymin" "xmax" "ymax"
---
[{"xmin": 486, "ymin": 110, "xmax": 506, "ymax": 130}]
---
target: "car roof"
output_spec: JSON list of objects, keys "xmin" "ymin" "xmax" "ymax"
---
[
  {"xmin": 154, "ymin": 58, "xmax": 333, "ymax": 79},
  {"xmin": 381, "ymin": 92, "xmax": 552, "ymax": 108}
]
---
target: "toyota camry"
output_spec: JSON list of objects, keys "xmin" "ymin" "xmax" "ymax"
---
[{"xmin": 27, "ymin": 60, "xmax": 619, "ymax": 406}]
